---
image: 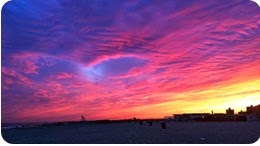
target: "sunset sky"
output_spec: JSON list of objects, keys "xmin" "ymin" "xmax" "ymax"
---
[{"xmin": 1, "ymin": 0, "xmax": 260, "ymax": 123}]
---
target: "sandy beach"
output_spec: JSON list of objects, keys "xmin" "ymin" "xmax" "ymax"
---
[{"xmin": 1, "ymin": 121, "xmax": 259, "ymax": 144}]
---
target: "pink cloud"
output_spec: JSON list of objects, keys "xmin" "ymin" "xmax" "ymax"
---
[
  {"xmin": 1, "ymin": 67, "xmax": 33, "ymax": 87},
  {"xmin": 55, "ymin": 72, "xmax": 73, "ymax": 79}
]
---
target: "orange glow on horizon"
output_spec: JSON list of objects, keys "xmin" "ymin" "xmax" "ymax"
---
[{"xmin": 111, "ymin": 79, "xmax": 260, "ymax": 119}]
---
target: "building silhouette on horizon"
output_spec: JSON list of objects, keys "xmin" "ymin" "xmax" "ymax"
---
[
  {"xmin": 165, "ymin": 104, "xmax": 260, "ymax": 121},
  {"xmin": 238, "ymin": 105, "xmax": 260, "ymax": 121}
]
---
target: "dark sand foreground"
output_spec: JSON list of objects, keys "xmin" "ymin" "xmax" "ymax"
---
[{"xmin": 2, "ymin": 121, "xmax": 260, "ymax": 144}]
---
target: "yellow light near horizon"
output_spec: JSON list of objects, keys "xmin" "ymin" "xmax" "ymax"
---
[
  {"xmin": 237, "ymin": 94, "xmax": 259, "ymax": 107},
  {"xmin": 101, "ymin": 79, "xmax": 260, "ymax": 119},
  {"xmin": 222, "ymin": 94, "xmax": 259, "ymax": 111},
  {"xmin": 140, "ymin": 79, "xmax": 260, "ymax": 117}
]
